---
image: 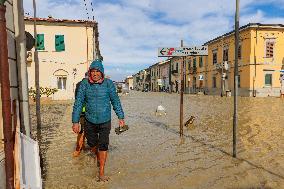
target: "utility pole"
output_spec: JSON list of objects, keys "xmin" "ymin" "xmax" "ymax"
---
[
  {"xmin": 180, "ymin": 40, "xmax": 184, "ymax": 137},
  {"xmin": 233, "ymin": 0, "xmax": 240, "ymax": 158},
  {"xmin": 33, "ymin": 0, "xmax": 43, "ymax": 170}
]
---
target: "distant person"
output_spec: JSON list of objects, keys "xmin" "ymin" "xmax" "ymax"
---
[
  {"xmin": 72, "ymin": 59, "xmax": 125, "ymax": 182},
  {"xmin": 73, "ymin": 72, "xmax": 88, "ymax": 157}
]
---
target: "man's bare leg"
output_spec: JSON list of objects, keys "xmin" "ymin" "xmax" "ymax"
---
[
  {"xmin": 98, "ymin": 151, "xmax": 109, "ymax": 181},
  {"xmin": 91, "ymin": 146, "xmax": 100, "ymax": 167},
  {"xmin": 73, "ymin": 133, "xmax": 84, "ymax": 157}
]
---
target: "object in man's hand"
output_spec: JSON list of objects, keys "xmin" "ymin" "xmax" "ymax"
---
[
  {"xmin": 115, "ymin": 125, "xmax": 129, "ymax": 135},
  {"xmin": 184, "ymin": 116, "xmax": 195, "ymax": 127}
]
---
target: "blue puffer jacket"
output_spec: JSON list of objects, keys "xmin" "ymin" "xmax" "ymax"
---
[{"xmin": 72, "ymin": 60, "xmax": 124, "ymax": 124}]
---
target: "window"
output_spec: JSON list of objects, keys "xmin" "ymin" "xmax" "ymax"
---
[
  {"xmin": 193, "ymin": 58, "xmax": 196, "ymax": 68},
  {"xmin": 265, "ymin": 40, "xmax": 275, "ymax": 58},
  {"xmin": 36, "ymin": 34, "xmax": 45, "ymax": 50},
  {"xmin": 212, "ymin": 76, "xmax": 217, "ymax": 88},
  {"xmin": 213, "ymin": 51, "xmax": 217, "ymax": 64},
  {"xmin": 199, "ymin": 57, "xmax": 203, "ymax": 68},
  {"xmin": 223, "ymin": 48, "xmax": 228, "ymax": 61},
  {"xmin": 176, "ymin": 63, "xmax": 178, "ymax": 71},
  {"xmin": 57, "ymin": 76, "xmax": 67, "ymax": 90},
  {"xmin": 265, "ymin": 73, "xmax": 272, "ymax": 86},
  {"xmin": 55, "ymin": 35, "xmax": 65, "ymax": 52},
  {"xmin": 238, "ymin": 45, "xmax": 242, "ymax": 59}
]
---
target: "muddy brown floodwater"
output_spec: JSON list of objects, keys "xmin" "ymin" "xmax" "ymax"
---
[{"xmin": 30, "ymin": 91, "xmax": 284, "ymax": 189}]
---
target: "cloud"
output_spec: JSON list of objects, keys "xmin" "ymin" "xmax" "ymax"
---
[{"xmin": 23, "ymin": 0, "xmax": 284, "ymax": 81}]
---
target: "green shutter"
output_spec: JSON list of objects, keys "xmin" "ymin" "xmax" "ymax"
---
[
  {"xmin": 55, "ymin": 35, "xmax": 65, "ymax": 52},
  {"xmin": 193, "ymin": 58, "xmax": 196, "ymax": 67},
  {"xmin": 199, "ymin": 57, "xmax": 203, "ymax": 67},
  {"xmin": 265, "ymin": 74, "xmax": 272, "ymax": 86},
  {"xmin": 36, "ymin": 34, "xmax": 45, "ymax": 50}
]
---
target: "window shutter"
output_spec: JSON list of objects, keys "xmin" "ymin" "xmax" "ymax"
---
[
  {"xmin": 193, "ymin": 58, "xmax": 196, "ymax": 67},
  {"xmin": 265, "ymin": 74, "xmax": 272, "ymax": 85},
  {"xmin": 55, "ymin": 35, "xmax": 65, "ymax": 51},
  {"xmin": 36, "ymin": 34, "xmax": 45, "ymax": 50},
  {"xmin": 265, "ymin": 39, "xmax": 275, "ymax": 58}
]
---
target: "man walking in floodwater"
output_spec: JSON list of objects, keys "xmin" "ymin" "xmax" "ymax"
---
[{"xmin": 72, "ymin": 59, "xmax": 125, "ymax": 182}]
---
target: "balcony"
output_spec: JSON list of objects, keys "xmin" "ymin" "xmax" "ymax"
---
[
  {"xmin": 189, "ymin": 67, "xmax": 197, "ymax": 74},
  {"xmin": 214, "ymin": 61, "xmax": 229, "ymax": 71},
  {"xmin": 171, "ymin": 69, "xmax": 178, "ymax": 75}
]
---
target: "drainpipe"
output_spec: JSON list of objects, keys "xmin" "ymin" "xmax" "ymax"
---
[
  {"xmin": 0, "ymin": 2, "xmax": 15, "ymax": 189},
  {"xmin": 253, "ymin": 27, "xmax": 258, "ymax": 97},
  {"xmin": 14, "ymin": 0, "xmax": 31, "ymax": 136}
]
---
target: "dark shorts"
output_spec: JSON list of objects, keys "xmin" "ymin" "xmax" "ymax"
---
[{"xmin": 85, "ymin": 119, "xmax": 111, "ymax": 151}]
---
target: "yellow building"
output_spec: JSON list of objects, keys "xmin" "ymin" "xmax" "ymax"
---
[
  {"xmin": 185, "ymin": 55, "xmax": 209, "ymax": 94},
  {"xmin": 204, "ymin": 23, "xmax": 284, "ymax": 97},
  {"xmin": 25, "ymin": 17, "xmax": 101, "ymax": 100}
]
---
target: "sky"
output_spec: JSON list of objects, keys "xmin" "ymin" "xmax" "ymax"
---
[{"xmin": 23, "ymin": 0, "xmax": 284, "ymax": 81}]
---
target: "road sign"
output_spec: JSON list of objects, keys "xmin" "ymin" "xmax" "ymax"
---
[{"xmin": 158, "ymin": 46, "xmax": 208, "ymax": 57}]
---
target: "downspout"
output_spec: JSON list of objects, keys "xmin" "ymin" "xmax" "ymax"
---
[
  {"xmin": 14, "ymin": 0, "xmax": 31, "ymax": 136},
  {"xmin": 0, "ymin": 2, "xmax": 15, "ymax": 189},
  {"xmin": 253, "ymin": 27, "xmax": 258, "ymax": 97}
]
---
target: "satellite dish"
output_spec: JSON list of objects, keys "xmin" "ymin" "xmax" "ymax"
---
[{"xmin": 25, "ymin": 31, "xmax": 35, "ymax": 51}]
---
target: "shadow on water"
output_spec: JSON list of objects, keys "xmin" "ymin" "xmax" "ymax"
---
[
  {"xmin": 145, "ymin": 117, "xmax": 284, "ymax": 181},
  {"xmin": 30, "ymin": 103, "xmax": 71, "ymax": 187}
]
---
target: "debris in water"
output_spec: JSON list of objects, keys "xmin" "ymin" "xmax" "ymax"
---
[
  {"xmin": 156, "ymin": 105, "xmax": 166, "ymax": 116},
  {"xmin": 184, "ymin": 116, "xmax": 195, "ymax": 127}
]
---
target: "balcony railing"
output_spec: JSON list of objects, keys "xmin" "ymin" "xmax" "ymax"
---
[{"xmin": 171, "ymin": 69, "xmax": 178, "ymax": 75}]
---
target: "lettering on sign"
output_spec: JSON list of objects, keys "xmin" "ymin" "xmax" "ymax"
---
[{"xmin": 158, "ymin": 46, "xmax": 208, "ymax": 57}]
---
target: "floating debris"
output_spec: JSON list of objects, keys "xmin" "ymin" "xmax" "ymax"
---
[
  {"xmin": 155, "ymin": 105, "xmax": 166, "ymax": 116},
  {"xmin": 184, "ymin": 116, "xmax": 195, "ymax": 127}
]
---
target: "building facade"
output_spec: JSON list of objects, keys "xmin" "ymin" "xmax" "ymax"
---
[
  {"xmin": 170, "ymin": 57, "xmax": 182, "ymax": 93},
  {"xmin": 150, "ymin": 63, "xmax": 159, "ymax": 91},
  {"xmin": 186, "ymin": 56, "xmax": 209, "ymax": 94},
  {"xmin": 205, "ymin": 23, "xmax": 284, "ymax": 97},
  {"xmin": 125, "ymin": 76, "xmax": 133, "ymax": 90},
  {"xmin": 25, "ymin": 17, "xmax": 101, "ymax": 100},
  {"xmin": 158, "ymin": 59, "xmax": 170, "ymax": 92}
]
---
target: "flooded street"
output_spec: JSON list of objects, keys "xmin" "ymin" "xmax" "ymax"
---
[{"xmin": 30, "ymin": 92, "xmax": 284, "ymax": 189}]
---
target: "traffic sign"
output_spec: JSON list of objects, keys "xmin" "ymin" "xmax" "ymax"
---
[{"xmin": 158, "ymin": 46, "xmax": 208, "ymax": 57}]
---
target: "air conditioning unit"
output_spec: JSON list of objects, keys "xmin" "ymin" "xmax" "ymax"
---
[
  {"xmin": 223, "ymin": 61, "xmax": 229, "ymax": 70},
  {"xmin": 27, "ymin": 51, "xmax": 32, "ymax": 62}
]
